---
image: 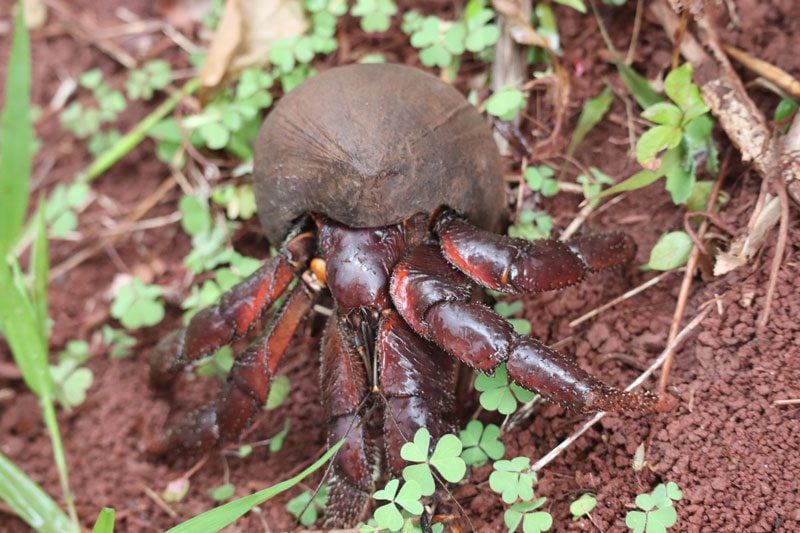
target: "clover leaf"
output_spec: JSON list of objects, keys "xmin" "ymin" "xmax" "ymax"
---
[
  {"xmin": 625, "ymin": 482, "xmax": 682, "ymax": 533},
  {"xmin": 525, "ymin": 165, "xmax": 559, "ymax": 197},
  {"xmin": 486, "ymin": 87, "xmax": 526, "ymax": 121},
  {"xmin": 400, "ymin": 428, "xmax": 466, "ymax": 496},
  {"xmin": 463, "ymin": 0, "xmax": 499, "ymax": 53},
  {"xmin": 489, "ymin": 456, "xmax": 536, "ymax": 504},
  {"xmin": 110, "ymin": 278, "xmax": 165, "ymax": 330},
  {"xmin": 475, "ymin": 364, "xmax": 536, "ymax": 415},
  {"xmin": 404, "ymin": 13, "xmax": 465, "ymax": 68},
  {"xmin": 286, "ymin": 485, "xmax": 328, "ymax": 526},
  {"xmin": 126, "ymin": 59, "xmax": 172, "ymax": 100},
  {"xmin": 351, "ymin": 0, "xmax": 398, "ymax": 33},
  {"xmin": 459, "ymin": 420, "xmax": 505, "ymax": 467},
  {"xmin": 504, "ymin": 497, "xmax": 552, "ymax": 532},
  {"xmin": 570, "ymin": 493, "xmax": 597, "ymax": 519},
  {"xmin": 373, "ymin": 479, "xmax": 424, "ymax": 532}
]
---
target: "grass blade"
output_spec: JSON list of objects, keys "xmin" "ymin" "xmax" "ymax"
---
[
  {"xmin": 617, "ymin": 62, "xmax": 663, "ymax": 109},
  {"xmin": 78, "ymin": 77, "xmax": 199, "ymax": 182},
  {"xmin": 0, "ymin": 452, "xmax": 74, "ymax": 533},
  {"xmin": 566, "ymin": 84, "xmax": 614, "ymax": 157},
  {"xmin": 167, "ymin": 439, "xmax": 344, "ymax": 533},
  {"xmin": 0, "ymin": 257, "xmax": 50, "ymax": 397},
  {"xmin": 0, "ymin": 3, "xmax": 33, "ymax": 254},
  {"xmin": 30, "ymin": 206, "xmax": 49, "ymax": 339},
  {"xmin": 92, "ymin": 508, "xmax": 116, "ymax": 533}
]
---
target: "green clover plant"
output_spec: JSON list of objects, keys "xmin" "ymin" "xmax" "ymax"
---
[
  {"xmin": 351, "ymin": 0, "xmax": 398, "ymax": 33},
  {"xmin": 625, "ymin": 482, "xmax": 683, "ymax": 533},
  {"xmin": 459, "ymin": 420, "xmax": 505, "ymax": 467},
  {"xmin": 49, "ymin": 340, "xmax": 93, "ymax": 409},
  {"xmin": 125, "ymin": 59, "xmax": 172, "ymax": 100},
  {"xmin": 286, "ymin": 485, "xmax": 328, "ymax": 527},
  {"xmin": 110, "ymin": 278, "xmax": 165, "ymax": 330},
  {"xmin": 570, "ymin": 493, "xmax": 597, "ymax": 519},
  {"xmin": 475, "ymin": 364, "xmax": 536, "ymax": 415},
  {"xmin": 486, "ymin": 87, "xmax": 527, "ymax": 121},
  {"xmin": 372, "ymin": 479, "xmax": 424, "ymax": 532},
  {"xmin": 489, "ymin": 456, "xmax": 537, "ymax": 504},
  {"xmin": 525, "ymin": 165, "xmax": 559, "ymax": 197},
  {"xmin": 508, "ymin": 210, "xmax": 554, "ymax": 241},
  {"xmin": 400, "ymin": 428, "xmax": 466, "ymax": 496},
  {"xmin": 504, "ymin": 497, "xmax": 553, "ymax": 532},
  {"xmin": 493, "ymin": 300, "xmax": 531, "ymax": 335}
]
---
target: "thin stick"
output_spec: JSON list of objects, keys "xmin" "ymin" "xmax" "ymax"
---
[
  {"xmin": 140, "ymin": 484, "xmax": 178, "ymax": 519},
  {"xmin": 626, "ymin": 0, "xmax": 644, "ymax": 65},
  {"xmin": 49, "ymin": 176, "xmax": 177, "ymax": 280},
  {"xmin": 568, "ymin": 270, "xmax": 676, "ymax": 329},
  {"xmin": 531, "ymin": 304, "xmax": 712, "ymax": 473},
  {"xmin": 773, "ymin": 399, "xmax": 800, "ymax": 406},
  {"xmin": 757, "ymin": 175, "xmax": 790, "ymax": 331},
  {"xmin": 658, "ymin": 154, "xmax": 729, "ymax": 393}
]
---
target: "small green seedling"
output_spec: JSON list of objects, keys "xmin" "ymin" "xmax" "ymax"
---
[
  {"xmin": 269, "ymin": 418, "xmax": 291, "ymax": 453},
  {"xmin": 50, "ymin": 340, "xmax": 93, "ymax": 409},
  {"xmin": 372, "ymin": 479, "xmax": 424, "ymax": 532},
  {"xmin": 265, "ymin": 375, "xmax": 291, "ymax": 410},
  {"xmin": 605, "ymin": 64, "xmax": 717, "ymax": 205},
  {"xmin": 774, "ymin": 96, "xmax": 798, "ymax": 123},
  {"xmin": 570, "ymin": 493, "xmax": 597, "ymax": 519},
  {"xmin": 126, "ymin": 59, "xmax": 172, "ymax": 100},
  {"xmin": 351, "ymin": 0, "xmax": 398, "ymax": 33},
  {"xmin": 525, "ymin": 165, "xmax": 559, "ymax": 197},
  {"xmin": 110, "ymin": 278, "xmax": 165, "ymax": 329},
  {"xmin": 489, "ymin": 456, "xmax": 537, "ymax": 504},
  {"xmin": 400, "ymin": 428, "xmax": 467, "ymax": 496},
  {"xmin": 475, "ymin": 364, "xmax": 536, "ymax": 415},
  {"xmin": 625, "ymin": 482, "xmax": 683, "ymax": 533},
  {"xmin": 504, "ymin": 497, "xmax": 552, "ymax": 532},
  {"xmin": 462, "ymin": 0, "xmax": 500, "ymax": 53},
  {"xmin": 508, "ymin": 210, "xmax": 553, "ymax": 241},
  {"xmin": 44, "ymin": 182, "xmax": 91, "ymax": 238},
  {"xmin": 100, "ymin": 325, "xmax": 136, "ymax": 359},
  {"xmin": 286, "ymin": 485, "xmax": 328, "ymax": 526},
  {"xmin": 485, "ymin": 87, "xmax": 527, "ymax": 121},
  {"xmin": 208, "ymin": 483, "xmax": 236, "ymax": 502},
  {"xmin": 493, "ymin": 300, "xmax": 531, "ymax": 335},
  {"xmin": 211, "ymin": 184, "xmax": 257, "ymax": 220},
  {"xmin": 644, "ymin": 231, "xmax": 693, "ymax": 271},
  {"xmin": 403, "ymin": 12, "xmax": 465, "ymax": 68},
  {"xmin": 195, "ymin": 346, "xmax": 234, "ymax": 379},
  {"xmin": 576, "ymin": 167, "xmax": 614, "ymax": 207},
  {"xmin": 459, "ymin": 420, "xmax": 505, "ymax": 467}
]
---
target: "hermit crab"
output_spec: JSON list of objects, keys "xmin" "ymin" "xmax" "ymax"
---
[{"xmin": 148, "ymin": 63, "xmax": 662, "ymax": 525}]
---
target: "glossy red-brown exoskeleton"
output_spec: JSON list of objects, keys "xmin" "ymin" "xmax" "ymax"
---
[{"xmin": 149, "ymin": 64, "xmax": 665, "ymax": 526}]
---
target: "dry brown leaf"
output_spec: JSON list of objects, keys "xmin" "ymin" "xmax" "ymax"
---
[
  {"xmin": 714, "ymin": 195, "xmax": 781, "ymax": 276},
  {"xmin": 199, "ymin": 0, "xmax": 308, "ymax": 93}
]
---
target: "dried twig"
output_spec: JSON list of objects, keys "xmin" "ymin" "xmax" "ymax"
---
[
  {"xmin": 531, "ymin": 304, "xmax": 712, "ymax": 473},
  {"xmin": 658, "ymin": 155, "xmax": 728, "ymax": 393},
  {"xmin": 568, "ymin": 270, "xmax": 677, "ymax": 329}
]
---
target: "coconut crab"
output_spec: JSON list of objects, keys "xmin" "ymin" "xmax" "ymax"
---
[{"xmin": 148, "ymin": 64, "xmax": 664, "ymax": 526}]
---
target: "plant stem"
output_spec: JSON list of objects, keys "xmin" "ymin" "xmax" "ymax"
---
[
  {"xmin": 40, "ymin": 396, "xmax": 79, "ymax": 530},
  {"xmin": 78, "ymin": 77, "xmax": 200, "ymax": 182}
]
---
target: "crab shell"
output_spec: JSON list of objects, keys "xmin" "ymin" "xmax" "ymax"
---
[{"xmin": 253, "ymin": 63, "xmax": 506, "ymax": 243}]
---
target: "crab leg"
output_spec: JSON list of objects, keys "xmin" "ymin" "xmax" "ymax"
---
[
  {"xmin": 390, "ymin": 245, "xmax": 663, "ymax": 413},
  {"xmin": 378, "ymin": 311, "xmax": 457, "ymax": 476},
  {"xmin": 149, "ymin": 230, "xmax": 315, "ymax": 386},
  {"xmin": 434, "ymin": 209, "xmax": 636, "ymax": 294},
  {"xmin": 149, "ymin": 284, "xmax": 314, "ymax": 454},
  {"xmin": 320, "ymin": 313, "xmax": 374, "ymax": 527}
]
